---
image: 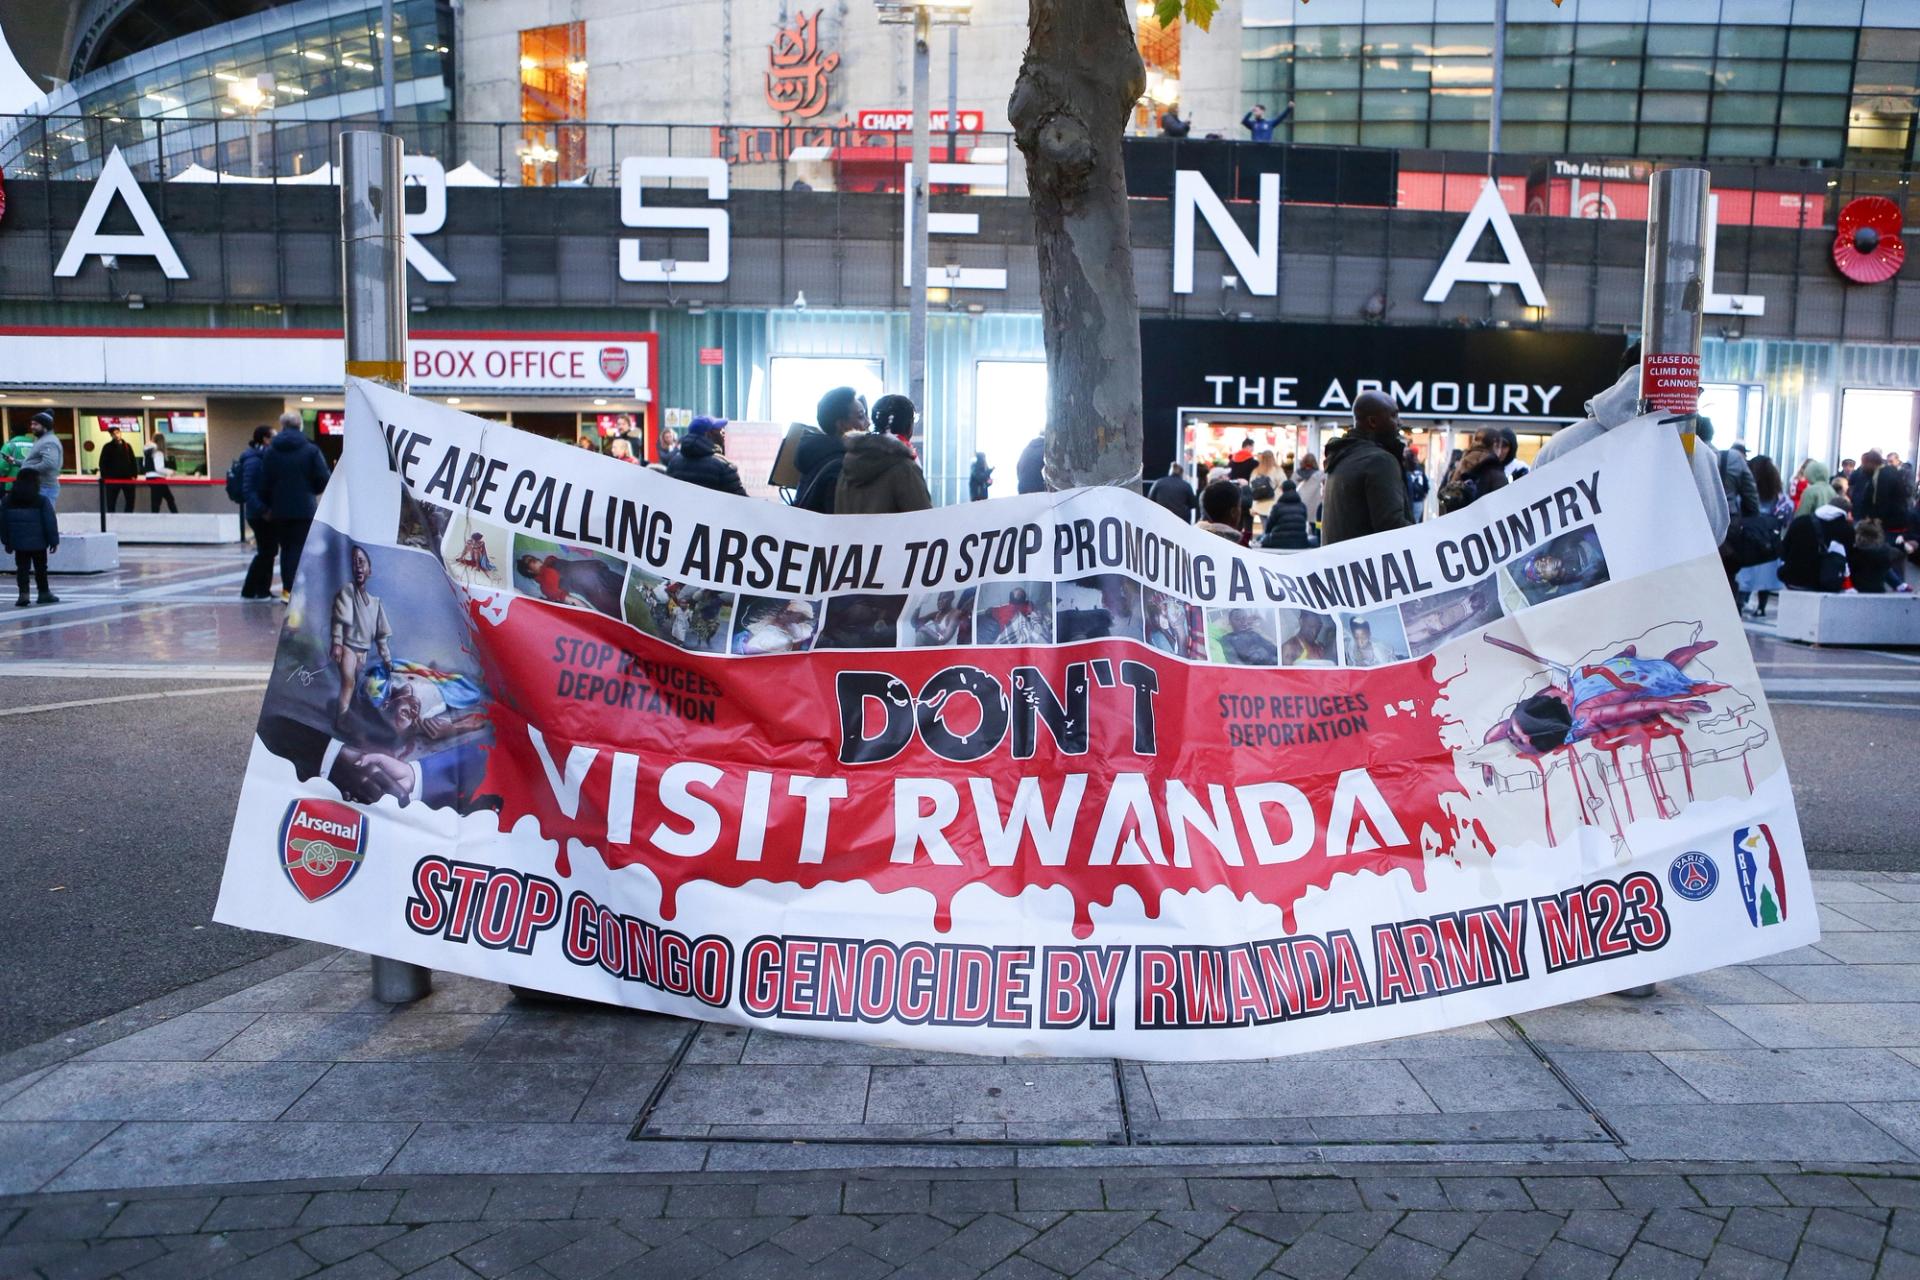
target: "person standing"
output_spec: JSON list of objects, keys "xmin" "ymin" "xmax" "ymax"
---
[
  {"xmin": 838, "ymin": 396, "xmax": 932, "ymax": 514},
  {"xmin": 1226, "ymin": 437, "xmax": 1258, "ymax": 481},
  {"xmin": 142, "ymin": 435, "xmax": 179, "ymax": 513},
  {"xmin": 1159, "ymin": 107, "xmax": 1191, "ymax": 138},
  {"xmin": 1196, "ymin": 479, "xmax": 1245, "ymax": 542},
  {"xmin": 1147, "ymin": 462, "xmax": 1197, "ymax": 523},
  {"xmin": 1016, "ymin": 434, "xmax": 1046, "ymax": 494},
  {"xmin": 238, "ymin": 425, "xmax": 279, "ymax": 599},
  {"xmin": 1292, "ymin": 453, "xmax": 1324, "ymax": 533},
  {"xmin": 968, "ymin": 452, "xmax": 994, "ymax": 501},
  {"xmin": 260, "ymin": 411, "xmax": 330, "ymax": 597},
  {"xmin": 666, "ymin": 417, "xmax": 749, "ymax": 496},
  {"xmin": 98, "ymin": 424, "xmax": 139, "ymax": 513},
  {"xmin": 1241, "ymin": 101, "xmax": 1292, "ymax": 141},
  {"xmin": 1260, "ymin": 479, "xmax": 1312, "ymax": 549},
  {"xmin": 1320, "ymin": 391, "xmax": 1414, "ymax": 545},
  {"xmin": 794, "ymin": 387, "xmax": 867, "ymax": 513},
  {"xmin": 1404, "ymin": 449, "xmax": 1430, "ymax": 522},
  {"xmin": 22, "ymin": 412, "xmax": 63, "ymax": 508},
  {"xmin": 1438, "ymin": 428, "xmax": 1508, "ymax": 515},
  {"xmin": 1, "ymin": 469, "xmax": 60, "ymax": 606}
]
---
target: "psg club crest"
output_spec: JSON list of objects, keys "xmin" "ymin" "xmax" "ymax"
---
[
  {"xmin": 599, "ymin": 346, "xmax": 630, "ymax": 383},
  {"xmin": 279, "ymin": 799, "xmax": 368, "ymax": 903},
  {"xmin": 1668, "ymin": 851, "xmax": 1718, "ymax": 902},
  {"xmin": 1733, "ymin": 824, "xmax": 1787, "ymax": 928}
]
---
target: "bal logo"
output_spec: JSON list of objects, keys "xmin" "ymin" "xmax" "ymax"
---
[
  {"xmin": 279, "ymin": 798, "xmax": 368, "ymax": 903},
  {"xmin": 1668, "ymin": 851, "xmax": 1718, "ymax": 902},
  {"xmin": 599, "ymin": 346, "xmax": 629, "ymax": 383},
  {"xmin": 1733, "ymin": 823, "xmax": 1788, "ymax": 928}
]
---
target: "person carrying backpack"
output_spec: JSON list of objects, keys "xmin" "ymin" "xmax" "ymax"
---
[{"xmin": 1404, "ymin": 449, "xmax": 1431, "ymax": 522}]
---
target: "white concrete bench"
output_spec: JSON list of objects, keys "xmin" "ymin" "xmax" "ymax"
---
[
  {"xmin": 1775, "ymin": 589, "xmax": 1920, "ymax": 646},
  {"xmin": 58, "ymin": 512, "xmax": 240, "ymax": 544},
  {"xmin": 47, "ymin": 532, "xmax": 120, "ymax": 574}
]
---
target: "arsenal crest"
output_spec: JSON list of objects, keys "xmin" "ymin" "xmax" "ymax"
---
[
  {"xmin": 279, "ymin": 798, "xmax": 368, "ymax": 903},
  {"xmin": 599, "ymin": 346, "xmax": 630, "ymax": 383}
]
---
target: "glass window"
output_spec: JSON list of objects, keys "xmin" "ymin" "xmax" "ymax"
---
[
  {"xmin": 1504, "ymin": 57, "xmax": 1572, "ymax": 88},
  {"xmin": 1717, "ymin": 0, "xmax": 1791, "ymax": 19},
  {"xmin": 1574, "ymin": 24, "xmax": 1641, "ymax": 55},
  {"xmin": 1503, "ymin": 90, "xmax": 1569, "ymax": 121},
  {"xmin": 1716, "ymin": 25, "xmax": 1786, "ymax": 59},
  {"xmin": 1294, "ymin": 89, "xmax": 1359, "ymax": 119},
  {"xmin": 1781, "ymin": 27, "xmax": 1858, "ymax": 60},
  {"xmin": 1713, "ymin": 93, "xmax": 1778, "ymax": 124},
  {"xmin": 1428, "ymin": 121, "xmax": 1490, "ymax": 148},
  {"xmin": 1855, "ymin": 61, "xmax": 1920, "ymax": 96},
  {"xmin": 1784, "ymin": 62, "xmax": 1855, "ymax": 93},
  {"xmin": 1574, "ymin": 0, "xmax": 1649, "ymax": 18},
  {"xmin": 1717, "ymin": 60, "xmax": 1783, "ymax": 92},
  {"xmin": 1858, "ymin": 29, "xmax": 1920, "ymax": 64},
  {"xmin": 1363, "ymin": 24, "xmax": 1428, "ymax": 54},
  {"xmin": 1362, "ymin": 88, "xmax": 1427, "ymax": 119},
  {"xmin": 1364, "ymin": 0, "xmax": 1436, "ymax": 18},
  {"xmin": 1569, "ymin": 123, "xmax": 1637, "ymax": 152},
  {"xmin": 1637, "ymin": 123, "xmax": 1705, "ymax": 155},
  {"xmin": 1363, "ymin": 53, "xmax": 1429, "ymax": 86},
  {"xmin": 1430, "ymin": 88, "xmax": 1491, "ymax": 119},
  {"xmin": 1296, "ymin": 58, "xmax": 1362, "ymax": 87},
  {"xmin": 1507, "ymin": 24, "xmax": 1574, "ymax": 56},
  {"xmin": 1361, "ymin": 121, "xmax": 1427, "ymax": 145},
  {"xmin": 1708, "ymin": 126, "xmax": 1776, "ymax": 157},
  {"xmin": 1432, "ymin": 0, "xmax": 1495, "ymax": 19},
  {"xmin": 1795, "ymin": 0, "xmax": 1862, "ymax": 22},
  {"xmin": 1502, "ymin": 122, "xmax": 1568, "ymax": 150},
  {"xmin": 1779, "ymin": 95, "xmax": 1848, "ymax": 127},
  {"xmin": 519, "ymin": 20, "xmax": 587, "ymax": 185},
  {"xmin": 974, "ymin": 363, "xmax": 1047, "ymax": 482},
  {"xmin": 1297, "ymin": 24, "xmax": 1362, "ymax": 56},
  {"xmin": 1645, "ymin": 26, "xmax": 1715, "ymax": 57},
  {"xmin": 1292, "ymin": 121, "xmax": 1362, "ymax": 144},
  {"xmin": 1430, "ymin": 24, "xmax": 1494, "ymax": 56},
  {"xmin": 1243, "ymin": 31, "xmax": 1297, "ymax": 59},
  {"xmin": 1571, "ymin": 90, "xmax": 1638, "ymax": 120},
  {"xmin": 1430, "ymin": 55, "xmax": 1491, "ymax": 88},
  {"xmin": 1641, "ymin": 91, "xmax": 1709, "ymax": 123},
  {"xmin": 1574, "ymin": 55, "xmax": 1641, "ymax": 88},
  {"xmin": 1645, "ymin": 57, "xmax": 1712, "ymax": 89}
]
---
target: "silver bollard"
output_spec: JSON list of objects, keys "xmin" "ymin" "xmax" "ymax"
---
[{"xmin": 342, "ymin": 128, "xmax": 431, "ymax": 1005}]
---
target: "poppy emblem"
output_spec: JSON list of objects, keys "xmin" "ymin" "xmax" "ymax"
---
[
  {"xmin": 599, "ymin": 347, "xmax": 630, "ymax": 383},
  {"xmin": 1832, "ymin": 197, "xmax": 1905, "ymax": 284},
  {"xmin": 279, "ymin": 798, "xmax": 368, "ymax": 903}
]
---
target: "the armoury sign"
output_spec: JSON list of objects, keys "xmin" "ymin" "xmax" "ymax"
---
[
  {"xmin": 215, "ymin": 378, "xmax": 1816, "ymax": 1059},
  {"xmin": 44, "ymin": 145, "xmax": 1774, "ymax": 315}
]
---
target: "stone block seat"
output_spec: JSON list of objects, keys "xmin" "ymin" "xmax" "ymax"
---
[{"xmin": 1774, "ymin": 587, "xmax": 1920, "ymax": 646}]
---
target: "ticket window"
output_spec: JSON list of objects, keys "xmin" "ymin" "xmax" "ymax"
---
[
  {"xmin": 510, "ymin": 411, "xmax": 578, "ymax": 444},
  {"xmin": 151, "ymin": 412, "xmax": 208, "ymax": 476},
  {"xmin": 77, "ymin": 412, "xmax": 146, "ymax": 475}
]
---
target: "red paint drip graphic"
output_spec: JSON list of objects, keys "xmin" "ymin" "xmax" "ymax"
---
[{"xmin": 473, "ymin": 597, "xmax": 1486, "ymax": 937}]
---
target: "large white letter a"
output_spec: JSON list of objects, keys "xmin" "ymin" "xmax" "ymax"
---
[
  {"xmin": 1423, "ymin": 181, "xmax": 1544, "ymax": 308},
  {"xmin": 55, "ymin": 147, "xmax": 188, "ymax": 280}
]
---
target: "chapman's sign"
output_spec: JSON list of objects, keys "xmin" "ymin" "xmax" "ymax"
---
[{"xmin": 47, "ymin": 144, "xmax": 1768, "ymax": 316}]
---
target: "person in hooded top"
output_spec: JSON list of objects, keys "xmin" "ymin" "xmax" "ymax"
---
[
  {"xmin": 666, "ymin": 416, "xmax": 749, "ymax": 496},
  {"xmin": 837, "ymin": 394, "xmax": 932, "ymax": 514},
  {"xmin": 1794, "ymin": 459, "xmax": 1837, "ymax": 517},
  {"xmin": 1531, "ymin": 344, "xmax": 1730, "ymax": 542}
]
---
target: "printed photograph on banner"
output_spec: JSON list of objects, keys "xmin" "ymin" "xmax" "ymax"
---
[
  {"xmin": 975, "ymin": 582, "xmax": 1054, "ymax": 646},
  {"xmin": 396, "ymin": 492, "xmax": 453, "ymax": 556},
  {"xmin": 902, "ymin": 588, "xmax": 976, "ymax": 647},
  {"xmin": 1278, "ymin": 609, "xmax": 1340, "ymax": 667},
  {"xmin": 1207, "ymin": 606, "xmax": 1280, "ymax": 666},
  {"xmin": 1500, "ymin": 526, "xmax": 1611, "ymax": 610},
  {"xmin": 439, "ymin": 514, "xmax": 512, "ymax": 591},
  {"xmin": 1402, "ymin": 578, "xmax": 1505, "ymax": 656},
  {"xmin": 1341, "ymin": 605, "xmax": 1412, "ymax": 667},
  {"xmin": 1054, "ymin": 573, "xmax": 1147, "ymax": 643},
  {"xmin": 1440, "ymin": 561, "xmax": 1775, "ymax": 855},
  {"xmin": 511, "ymin": 535, "xmax": 628, "ymax": 618},
  {"xmin": 1145, "ymin": 588, "xmax": 1206, "ymax": 660},
  {"xmin": 623, "ymin": 571, "xmax": 735, "ymax": 652},
  {"xmin": 732, "ymin": 595, "xmax": 823, "ymax": 654},
  {"xmin": 259, "ymin": 522, "xmax": 494, "ymax": 818},
  {"xmin": 818, "ymin": 594, "xmax": 910, "ymax": 649}
]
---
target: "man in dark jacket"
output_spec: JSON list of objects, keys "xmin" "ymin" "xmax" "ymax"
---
[
  {"xmin": 1146, "ymin": 463, "xmax": 1196, "ymax": 523},
  {"xmin": 238, "ymin": 425, "xmax": 279, "ymax": 599},
  {"xmin": 260, "ymin": 411, "xmax": 331, "ymax": 596},
  {"xmin": 1855, "ymin": 449, "xmax": 1914, "ymax": 581},
  {"xmin": 793, "ymin": 387, "xmax": 867, "ymax": 512},
  {"xmin": 1261, "ymin": 479, "xmax": 1312, "ymax": 549},
  {"xmin": 1016, "ymin": 435, "xmax": 1046, "ymax": 494},
  {"xmin": 1320, "ymin": 390, "xmax": 1413, "ymax": 545},
  {"xmin": 98, "ymin": 425, "xmax": 140, "ymax": 512},
  {"xmin": 666, "ymin": 417, "xmax": 748, "ymax": 496}
]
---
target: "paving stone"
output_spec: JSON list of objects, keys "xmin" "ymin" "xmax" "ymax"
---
[
  {"xmin": 1188, "ymin": 1180, "xmax": 1277, "ymax": 1213},
  {"xmin": 1183, "ymin": 1223, "xmax": 1280, "ymax": 1280},
  {"xmin": 374, "ymin": 1221, "xmax": 498, "ymax": 1270},
  {"xmin": 1351, "ymin": 1231, "xmax": 1448, "ymax": 1280},
  {"xmin": 103, "ymin": 1196, "xmax": 220, "ymax": 1237},
  {"xmin": 1555, "ymin": 1210, "xmax": 1645, "ymax": 1258},
  {"xmin": 1017, "ymin": 1178, "xmax": 1108, "ymax": 1211},
  {"xmin": 3, "ymin": 1200, "xmax": 123, "ymax": 1245},
  {"xmin": 750, "ymin": 1182, "xmax": 844, "ymax": 1217},
  {"xmin": 297, "ymin": 1224, "xmax": 409, "ymax": 1265},
  {"xmin": 1879, "ymin": 1248, "xmax": 1920, "ymax": 1280},
  {"xmin": 535, "ymin": 1224, "xmax": 652, "ymax": 1278},
  {"xmin": 1232, "ymin": 1212, "xmax": 1323, "ymax": 1247},
  {"xmin": 1891, "ymin": 1208, "xmax": 1920, "ymax": 1254},
  {"xmin": 49, "ymin": 1122, "xmax": 412, "ymax": 1191},
  {"xmin": 687, "ymin": 1215, "xmax": 794, "ymax": 1259},
  {"xmin": 1779, "ymin": 1242, "xmax": 1870, "ymax": 1280},
  {"xmin": 1104, "ymin": 1177, "xmax": 1192, "ymax": 1210},
  {"xmin": 1604, "ymin": 1176, "xmax": 1705, "ymax": 1210},
  {"xmin": 1142, "ymin": 1060, "xmax": 1434, "ymax": 1122},
  {"xmin": 1440, "ymin": 1237, "xmax": 1533, "ymax": 1280},
  {"xmin": 217, "ymin": 1241, "xmax": 325, "ymax": 1279},
  {"xmin": 1441, "ymin": 1178, "xmax": 1529, "ymax": 1211},
  {"xmin": 933, "ymin": 1179, "xmax": 1018, "ymax": 1214},
  {"xmin": 33, "ymin": 1237, "xmax": 167, "ymax": 1280},
  {"xmin": 1273, "ymin": 1180, "xmax": 1365, "ymax": 1213},
  {"xmin": 1474, "ymin": 1211, "xmax": 1564, "ymax": 1256},
  {"xmin": 667, "ymin": 1183, "xmax": 760, "ymax": 1218},
  {"xmin": 1525, "ymin": 1239, "xmax": 1616, "ymax": 1280},
  {"xmin": 977, "ymin": 1257, "xmax": 1060, "ymax": 1280},
  {"xmin": 650, "ymin": 1066, "xmax": 869, "ymax": 1128},
  {"xmin": 1158, "ymin": 1211, "xmax": 1233, "ymax": 1238},
  {"xmin": 571, "ymin": 1185, "xmax": 670, "ymax": 1219},
  {"xmin": 296, "ymin": 1190, "xmax": 402, "ymax": 1228},
  {"xmin": 1856, "ymin": 1178, "xmax": 1920, "ymax": 1209},
  {"xmin": 844, "ymin": 1178, "xmax": 932, "ymax": 1213},
  {"xmin": 1271, "ymin": 1229, "xmax": 1368, "ymax": 1280},
  {"xmin": 920, "ymin": 1213, "xmax": 1039, "ymax": 1270},
  {"xmin": 1767, "ymin": 1174, "xmax": 1871, "ymax": 1207},
  {"xmin": 1719, "ymin": 1208, "xmax": 1808, "ymax": 1263},
  {"xmin": 1799, "ymin": 1205, "xmax": 1885, "ymax": 1262},
  {"xmin": 1688, "ymin": 1176, "xmax": 1787, "ymax": 1208},
  {"xmin": 1637, "ymin": 1207, "xmax": 1724, "ymax": 1260},
  {"xmin": 811, "ymin": 1241, "xmax": 901, "ymax": 1280},
  {"xmin": 1103, "ymin": 1218, "xmax": 1202, "ymax": 1278},
  {"xmin": 1357, "ymin": 1178, "xmax": 1447, "ymax": 1211},
  {"xmin": 612, "ymin": 1215, "xmax": 692, "ymax": 1246},
  {"xmin": 309, "ymin": 1255, "xmax": 403, "ymax": 1280},
  {"xmin": 1522, "ymin": 1178, "xmax": 1618, "ymax": 1212},
  {"xmin": 394, "ymin": 1184, "xmax": 494, "ymax": 1223},
  {"xmin": 0, "ymin": 1121, "xmax": 122, "ymax": 1196},
  {"xmin": 405, "ymin": 1259, "xmax": 482, "ymax": 1280},
  {"xmin": 1608, "ymin": 1104, "xmax": 1915, "ymax": 1162},
  {"xmin": 203, "ymin": 1195, "xmax": 314, "ymax": 1233},
  {"xmin": 703, "ymin": 1240, "xmax": 818, "ymax": 1280},
  {"xmin": 482, "ymin": 1185, "xmax": 580, "ymax": 1221},
  {"xmin": 0, "ymin": 1060, "xmax": 329, "ymax": 1123},
  {"xmin": 1020, "ymin": 1211, "xmax": 1150, "ymax": 1274},
  {"xmin": 1697, "ymin": 1242, "xmax": 1787, "ymax": 1280},
  {"xmin": 1393, "ymin": 1211, "xmax": 1482, "ymax": 1253},
  {"xmin": 851, "ymin": 1212, "xmax": 956, "ymax": 1264},
  {"xmin": 1316, "ymin": 1212, "xmax": 1400, "ymax": 1250},
  {"xmin": 770, "ymin": 1214, "xmax": 876, "ymax": 1262}
]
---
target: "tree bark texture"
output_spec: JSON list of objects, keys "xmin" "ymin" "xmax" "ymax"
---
[{"xmin": 1009, "ymin": 0, "xmax": 1146, "ymax": 490}]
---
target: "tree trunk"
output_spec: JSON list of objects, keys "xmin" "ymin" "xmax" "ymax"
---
[{"xmin": 1009, "ymin": 0, "xmax": 1145, "ymax": 491}]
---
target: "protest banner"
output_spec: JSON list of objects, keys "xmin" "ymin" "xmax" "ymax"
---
[{"xmin": 216, "ymin": 379, "xmax": 1817, "ymax": 1060}]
